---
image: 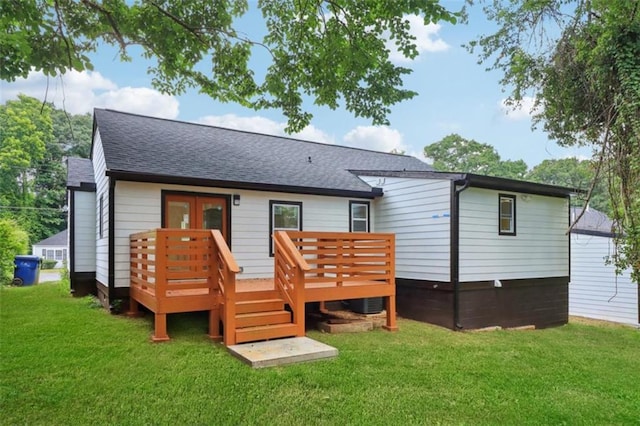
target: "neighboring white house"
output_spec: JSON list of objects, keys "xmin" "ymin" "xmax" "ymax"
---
[
  {"xmin": 570, "ymin": 207, "xmax": 639, "ymax": 327},
  {"xmin": 67, "ymin": 109, "xmax": 577, "ymax": 330},
  {"xmin": 32, "ymin": 230, "xmax": 68, "ymax": 268}
]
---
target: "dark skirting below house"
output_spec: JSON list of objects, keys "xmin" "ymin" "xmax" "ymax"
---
[
  {"xmin": 396, "ymin": 277, "xmax": 569, "ymax": 330},
  {"xmin": 69, "ymin": 272, "xmax": 97, "ymax": 297}
]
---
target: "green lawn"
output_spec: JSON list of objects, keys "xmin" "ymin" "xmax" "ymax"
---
[{"xmin": 1, "ymin": 283, "xmax": 638, "ymax": 425}]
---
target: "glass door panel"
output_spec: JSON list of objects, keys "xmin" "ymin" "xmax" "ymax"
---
[{"xmin": 197, "ymin": 197, "xmax": 227, "ymax": 242}]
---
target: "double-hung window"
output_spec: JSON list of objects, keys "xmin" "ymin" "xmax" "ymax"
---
[
  {"xmin": 349, "ymin": 201, "xmax": 370, "ymax": 232},
  {"xmin": 499, "ymin": 194, "xmax": 516, "ymax": 235},
  {"xmin": 269, "ymin": 201, "xmax": 302, "ymax": 255}
]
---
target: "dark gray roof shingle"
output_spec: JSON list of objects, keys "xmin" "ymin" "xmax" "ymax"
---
[
  {"xmin": 66, "ymin": 157, "xmax": 95, "ymax": 188},
  {"xmin": 94, "ymin": 109, "xmax": 432, "ymax": 195},
  {"xmin": 571, "ymin": 207, "xmax": 614, "ymax": 235},
  {"xmin": 34, "ymin": 230, "xmax": 68, "ymax": 246}
]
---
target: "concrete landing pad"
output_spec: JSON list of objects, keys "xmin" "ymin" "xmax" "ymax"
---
[{"xmin": 228, "ymin": 337, "xmax": 338, "ymax": 368}]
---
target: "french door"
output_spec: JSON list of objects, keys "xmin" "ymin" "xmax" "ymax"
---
[{"xmin": 164, "ymin": 193, "xmax": 229, "ymax": 243}]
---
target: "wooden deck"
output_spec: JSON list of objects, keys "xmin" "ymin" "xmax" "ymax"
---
[{"xmin": 128, "ymin": 229, "xmax": 397, "ymax": 345}]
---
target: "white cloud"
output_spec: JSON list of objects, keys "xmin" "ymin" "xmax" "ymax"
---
[
  {"xmin": 498, "ymin": 96, "xmax": 539, "ymax": 121},
  {"xmin": 387, "ymin": 15, "xmax": 449, "ymax": 63},
  {"xmin": 0, "ymin": 70, "xmax": 179, "ymax": 119},
  {"xmin": 342, "ymin": 125, "xmax": 407, "ymax": 153},
  {"xmin": 197, "ymin": 114, "xmax": 335, "ymax": 144}
]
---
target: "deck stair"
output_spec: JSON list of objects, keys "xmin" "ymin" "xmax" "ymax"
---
[{"xmin": 229, "ymin": 290, "xmax": 298, "ymax": 344}]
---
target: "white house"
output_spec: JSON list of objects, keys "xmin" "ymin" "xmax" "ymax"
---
[
  {"xmin": 32, "ymin": 230, "xmax": 68, "ymax": 268},
  {"xmin": 570, "ymin": 207, "xmax": 639, "ymax": 327},
  {"xmin": 67, "ymin": 109, "xmax": 577, "ymax": 330}
]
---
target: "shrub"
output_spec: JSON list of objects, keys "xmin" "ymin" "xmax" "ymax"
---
[
  {"xmin": 0, "ymin": 218, "xmax": 29, "ymax": 284},
  {"xmin": 41, "ymin": 259, "xmax": 57, "ymax": 269}
]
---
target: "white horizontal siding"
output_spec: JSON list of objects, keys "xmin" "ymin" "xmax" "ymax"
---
[
  {"xmin": 360, "ymin": 176, "xmax": 451, "ymax": 282},
  {"xmin": 92, "ymin": 131, "xmax": 109, "ymax": 286},
  {"xmin": 570, "ymin": 233, "xmax": 638, "ymax": 326},
  {"xmin": 73, "ymin": 191, "xmax": 96, "ymax": 272},
  {"xmin": 459, "ymin": 188, "xmax": 569, "ymax": 282},
  {"xmin": 112, "ymin": 181, "xmax": 370, "ymax": 287}
]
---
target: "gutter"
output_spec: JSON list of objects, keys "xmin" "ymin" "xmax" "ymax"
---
[{"xmin": 451, "ymin": 176, "xmax": 471, "ymax": 330}]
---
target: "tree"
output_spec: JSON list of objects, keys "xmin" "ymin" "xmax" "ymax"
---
[
  {"xmin": 1, "ymin": 1, "xmax": 459, "ymax": 132},
  {"xmin": 526, "ymin": 158, "xmax": 610, "ymax": 214},
  {"xmin": 424, "ymin": 133, "xmax": 528, "ymax": 179},
  {"xmin": 0, "ymin": 95, "xmax": 51, "ymax": 210},
  {"xmin": 0, "ymin": 95, "xmax": 68, "ymax": 245},
  {"xmin": 52, "ymin": 109, "xmax": 93, "ymax": 159},
  {"xmin": 0, "ymin": 218, "xmax": 29, "ymax": 284},
  {"xmin": 469, "ymin": 0, "xmax": 640, "ymax": 281}
]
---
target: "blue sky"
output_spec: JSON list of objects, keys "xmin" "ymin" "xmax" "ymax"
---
[{"xmin": 0, "ymin": 1, "xmax": 592, "ymax": 168}]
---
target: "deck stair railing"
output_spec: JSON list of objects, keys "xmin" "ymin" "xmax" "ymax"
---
[{"xmin": 273, "ymin": 231, "xmax": 310, "ymax": 339}]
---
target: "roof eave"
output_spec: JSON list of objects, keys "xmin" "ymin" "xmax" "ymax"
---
[{"xmin": 106, "ymin": 170, "xmax": 382, "ymax": 199}]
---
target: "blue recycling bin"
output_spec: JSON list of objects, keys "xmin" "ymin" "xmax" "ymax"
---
[{"xmin": 13, "ymin": 255, "xmax": 42, "ymax": 286}]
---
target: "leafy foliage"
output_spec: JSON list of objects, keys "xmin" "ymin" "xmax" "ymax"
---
[
  {"xmin": 469, "ymin": 0, "xmax": 640, "ymax": 281},
  {"xmin": 0, "ymin": 95, "xmax": 92, "ymax": 246},
  {"xmin": 527, "ymin": 158, "xmax": 610, "ymax": 214},
  {"xmin": 0, "ymin": 1, "xmax": 459, "ymax": 132},
  {"xmin": 0, "ymin": 218, "xmax": 28, "ymax": 284},
  {"xmin": 424, "ymin": 133, "xmax": 528, "ymax": 179}
]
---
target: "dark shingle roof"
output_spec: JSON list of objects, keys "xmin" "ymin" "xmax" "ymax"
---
[
  {"xmin": 571, "ymin": 207, "xmax": 615, "ymax": 236},
  {"xmin": 34, "ymin": 230, "xmax": 68, "ymax": 246},
  {"xmin": 66, "ymin": 157, "xmax": 95, "ymax": 189},
  {"xmin": 94, "ymin": 109, "xmax": 432, "ymax": 196}
]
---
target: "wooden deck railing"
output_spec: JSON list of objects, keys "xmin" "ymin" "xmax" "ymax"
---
[
  {"xmin": 210, "ymin": 229, "xmax": 241, "ymax": 345},
  {"xmin": 129, "ymin": 229, "xmax": 238, "ymax": 342},
  {"xmin": 275, "ymin": 231, "xmax": 398, "ymax": 331},
  {"xmin": 273, "ymin": 231, "xmax": 310, "ymax": 339}
]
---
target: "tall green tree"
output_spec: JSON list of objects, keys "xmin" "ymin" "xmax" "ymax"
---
[
  {"xmin": 1, "ymin": 1, "xmax": 459, "ymax": 132},
  {"xmin": 424, "ymin": 133, "xmax": 528, "ymax": 179},
  {"xmin": 526, "ymin": 158, "xmax": 610, "ymax": 214},
  {"xmin": 469, "ymin": 0, "xmax": 640, "ymax": 281},
  {"xmin": 0, "ymin": 95, "xmax": 71, "ymax": 245},
  {"xmin": 52, "ymin": 109, "xmax": 93, "ymax": 159},
  {"xmin": 0, "ymin": 95, "xmax": 51, "ymax": 210}
]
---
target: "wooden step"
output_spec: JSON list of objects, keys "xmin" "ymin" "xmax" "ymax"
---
[
  {"xmin": 235, "ymin": 323, "xmax": 299, "ymax": 344},
  {"xmin": 235, "ymin": 290, "xmax": 280, "ymax": 302},
  {"xmin": 236, "ymin": 310, "xmax": 291, "ymax": 328},
  {"xmin": 236, "ymin": 298, "xmax": 285, "ymax": 314}
]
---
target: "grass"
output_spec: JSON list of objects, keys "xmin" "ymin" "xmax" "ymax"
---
[{"xmin": 1, "ymin": 283, "xmax": 639, "ymax": 425}]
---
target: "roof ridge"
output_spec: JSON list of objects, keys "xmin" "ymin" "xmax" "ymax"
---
[{"xmin": 95, "ymin": 108, "xmax": 418, "ymax": 158}]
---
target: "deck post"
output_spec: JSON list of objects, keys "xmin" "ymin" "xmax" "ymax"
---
[
  {"xmin": 383, "ymin": 295, "xmax": 398, "ymax": 331},
  {"xmin": 152, "ymin": 313, "xmax": 170, "ymax": 342}
]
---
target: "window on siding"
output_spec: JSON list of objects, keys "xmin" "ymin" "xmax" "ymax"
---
[
  {"xmin": 41, "ymin": 249, "xmax": 46, "ymax": 257},
  {"xmin": 349, "ymin": 201, "xmax": 370, "ymax": 232},
  {"xmin": 63, "ymin": 249, "xmax": 67, "ymax": 261},
  {"xmin": 499, "ymin": 194, "xmax": 516, "ymax": 235},
  {"xmin": 269, "ymin": 201, "xmax": 302, "ymax": 255},
  {"xmin": 46, "ymin": 249, "xmax": 54, "ymax": 260},
  {"xmin": 99, "ymin": 194, "xmax": 104, "ymax": 239},
  {"xmin": 55, "ymin": 250, "xmax": 63, "ymax": 261}
]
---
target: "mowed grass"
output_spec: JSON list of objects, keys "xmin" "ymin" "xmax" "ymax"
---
[{"xmin": 1, "ymin": 284, "xmax": 638, "ymax": 425}]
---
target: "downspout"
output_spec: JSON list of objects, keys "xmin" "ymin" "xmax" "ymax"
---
[
  {"xmin": 108, "ymin": 177, "xmax": 116, "ymax": 310},
  {"xmin": 451, "ymin": 177, "xmax": 471, "ymax": 330}
]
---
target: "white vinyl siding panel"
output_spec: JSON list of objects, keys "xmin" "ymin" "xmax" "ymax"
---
[
  {"xmin": 360, "ymin": 176, "xmax": 451, "ymax": 282},
  {"xmin": 92, "ymin": 131, "xmax": 110, "ymax": 286},
  {"xmin": 73, "ymin": 191, "xmax": 96, "ymax": 272},
  {"xmin": 459, "ymin": 188, "xmax": 569, "ymax": 281},
  {"xmin": 570, "ymin": 233, "xmax": 639, "ymax": 326},
  {"xmin": 112, "ymin": 181, "xmax": 369, "ymax": 287}
]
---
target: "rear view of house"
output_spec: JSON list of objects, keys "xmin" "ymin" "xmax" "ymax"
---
[{"xmin": 67, "ymin": 109, "xmax": 577, "ymax": 333}]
